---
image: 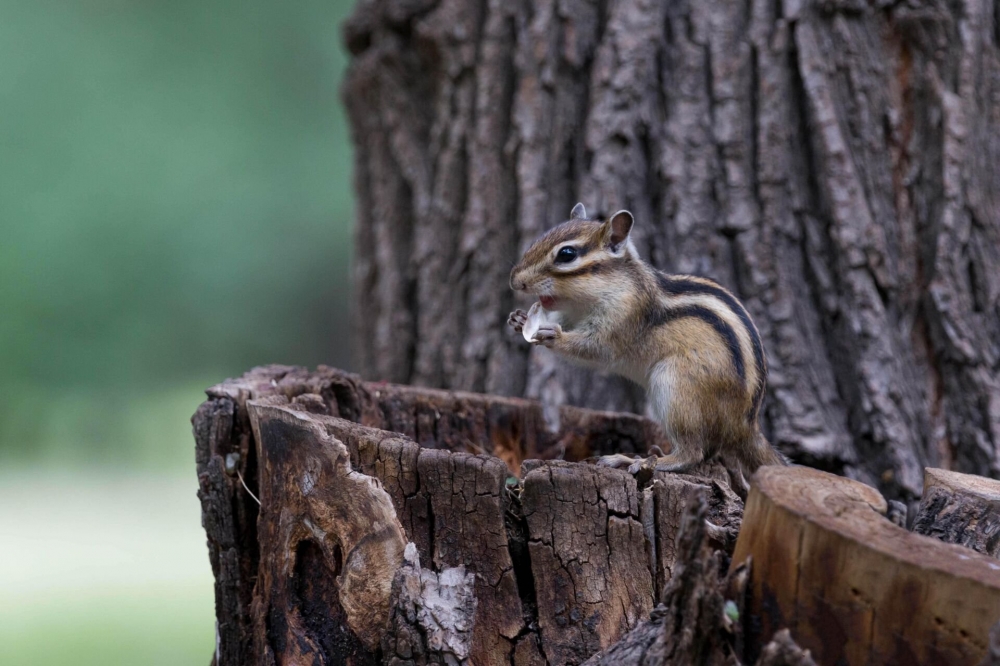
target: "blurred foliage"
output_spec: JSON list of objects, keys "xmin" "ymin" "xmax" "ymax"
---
[
  {"xmin": 1, "ymin": 1, "xmax": 359, "ymax": 664},
  {"xmin": 0, "ymin": 0, "xmax": 358, "ymax": 465}
]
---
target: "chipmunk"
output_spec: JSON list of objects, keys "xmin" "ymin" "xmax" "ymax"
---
[{"xmin": 507, "ymin": 203, "xmax": 786, "ymax": 478}]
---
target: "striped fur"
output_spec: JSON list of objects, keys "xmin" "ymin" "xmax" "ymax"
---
[
  {"xmin": 509, "ymin": 207, "xmax": 785, "ymax": 476},
  {"xmin": 655, "ymin": 274, "xmax": 767, "ymax": 422}
]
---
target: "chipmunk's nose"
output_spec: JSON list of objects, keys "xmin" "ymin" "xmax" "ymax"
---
[{"xmin": 509, "ymin": 265, "xmax": 525, "ymax": 290}]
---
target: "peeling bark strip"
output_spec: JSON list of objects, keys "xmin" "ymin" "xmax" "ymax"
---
[
  {"xmin": 343, "ymin": 0, "xmax": 1000, "ymax": 500},
  {"xmin": 195, "ymin": 365, "xmax": 739, "ymax": 666},
  {"xmin": 913, "ymin": 467, "xmax": 1000, "ymax": 557},
  {"xmin": 247, "ymin": 399, "xmax": 408, "ymax": 664},
  {"xmin": 733, "ymin": 466, "xmax": 1000, "ymax": 665},
  {"xmin": 383, "ymin": 543, "xmax": 478, "ymax": 666}
]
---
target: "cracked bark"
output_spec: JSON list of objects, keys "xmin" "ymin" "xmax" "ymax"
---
[
  {"xmin": 196, "ymin": 367, "xmax": 1000, "ymax": 664},
  {"xmin": 195, "ymin": 365, "xmax": 740, "ymax": 666},
  {"xmin": 581, "ymin": 496, "xmax": 816, "ymax": 666},
  {"xmin": 344, "ymin": 0, "xmax": 1000, "ymax": 500},
  {"xmin": 913, "ymin": 467, "xmax": 1000, "ymax": 557}
]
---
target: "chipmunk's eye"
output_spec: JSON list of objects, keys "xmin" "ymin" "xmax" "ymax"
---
[{"xmin": 555, "ymin": 246, "xmax": 578, "ymax": 264}]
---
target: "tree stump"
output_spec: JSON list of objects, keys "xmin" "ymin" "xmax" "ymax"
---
[
  {"xmin": 247, "ymin": 398, "xmax": 408, "ymax": 663},
  {"xmin": 195, "ymin": 365, "xmax": 741, "ymax": 665},
  {"xmin": 196, "ymin": 366, "xmax": 1000, "ymax": 665},
  {"xmin": 913, "ymin": 468, "xmax": 1000, "ymax": 557},
  {"xmin": 581, "ymin": 495, "xmax": 750, "ymax": 666},
  {"xmin": 733, "ymin": 465, "xmax": 1000, "ymax": 665}
]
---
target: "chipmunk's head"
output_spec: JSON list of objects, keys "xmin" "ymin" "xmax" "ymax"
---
[{"xmin": 510, "ymin": 203, "xmax": 635, "ymax": 311}]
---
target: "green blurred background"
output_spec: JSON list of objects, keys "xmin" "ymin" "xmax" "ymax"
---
[{"xmin": 0, "ymin": 0, "xmax": 357, "ymax": 663}]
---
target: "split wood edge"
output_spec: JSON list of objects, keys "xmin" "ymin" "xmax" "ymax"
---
[
  {"xmin": 913, "ymin": 467, "xmax": 1000, "ymax": 559},
  {"xmin": 733, "ymin": 466, "xmax": 1000, "ymax": 665},
  {"xmin": 247, "ymin": 399, "xmax": 407, "ymax": 654}
]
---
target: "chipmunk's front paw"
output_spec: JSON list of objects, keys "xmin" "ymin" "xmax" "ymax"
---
[
  {"xmin": 508, "ymin": 309, "xmax": 528, "ymax": 333},
  {"xmin": 531, "ymin": 323, "xmax": 562, "ymax": 347}
]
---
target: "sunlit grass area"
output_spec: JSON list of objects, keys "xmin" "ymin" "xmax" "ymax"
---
[
  {"xmin": 0, "ymin": 472, "xmax": 215, "ymax": 665},
  {"xmin": 0, "ymin": 589, "xmax": 214, "ymax": 666}
]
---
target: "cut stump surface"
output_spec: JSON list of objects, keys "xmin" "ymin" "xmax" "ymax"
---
[{"xmin": 733, "ymin": 466, "xmax": 1000, "ymax": 665}]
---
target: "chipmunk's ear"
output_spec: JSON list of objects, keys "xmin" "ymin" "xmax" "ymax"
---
[
  {"xmin": 570, "ymin": 202, "xmax": 588, "ymax": 220},
  {"xmin": 606, "ymin": 210, "xmax": 634, "ymax": 251}
]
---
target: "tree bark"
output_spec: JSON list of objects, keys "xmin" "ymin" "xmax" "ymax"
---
[
  {"xmin": 913, "ymin": 467, "xmax": 1000, "ymax": 557},
  {"xmin": 342, "ymin": 0, "xmax": 1000, "ymax": 500},
  {"xmin": 382, "ymin": 543, "xmax": 478, "ymax": 665},
  {"xmin": 195, "ymin": 365, "xmax": 741, "ymax": 666},
  {"xmin": 582, "ymin": 495, "xmax": 749, "ymax": 666},
  {"xmin": 196, "ymin": 366, "xmax": 1000, "ymax": 664},
  {"xmin": 580, "ymin": 496, "xmax": 816, "ymax": 666},
  {"xmin": 732, "ymin": 465, "xmax": 1000, "ymax": 665}
]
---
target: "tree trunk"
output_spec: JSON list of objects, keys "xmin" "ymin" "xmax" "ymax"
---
[{"xmin": 342, "ymin": 0, "xmax": 1000, "ymax": 500}]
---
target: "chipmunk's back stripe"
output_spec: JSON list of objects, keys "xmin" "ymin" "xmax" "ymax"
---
[
  {"xmin": 656, "ymin": 273, "xmax": 766, "ymax": 419},
  {"xmin": 650, "ymin": 304, "xmax": 745, "ymax": 384}
]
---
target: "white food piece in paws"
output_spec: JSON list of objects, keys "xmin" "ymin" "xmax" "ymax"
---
[{"xmin": 522, "ymin": 302, "xmax": 562, "ymax": 343}]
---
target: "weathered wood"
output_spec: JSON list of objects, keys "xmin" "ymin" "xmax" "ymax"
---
[
  {"xmin": 754, "ymin": 631, "xmax": 817, "ymax": 666},
  {"xmin": 520, "ymin": 460, "xmax": 654, "ymax": 665},
  {"xmin": 382, "ymin": 543, "xmax": 478, "ymax": 666},
  {"xmin": 581, "ymin": 495, "xmax": 745, "ymax": 666},
  {"xmin": 980, "ymin": 620, "xmax": 1000, "ymax": 666},
  {"xmin": 195, "ymin": 395, "xmax": 255, "ymax": 666},
  {"xmin": 343, "ymin": 0, "xmax": 1000, "ymax": 501},
  {"xmin": 196, "ymin": 365, "xmax": 739, "ymax": 665},
  {"xmin": 913, "ymin": 467, "xmax": 1000, "ymax": 557},
  {"xmin": 247, "ymin": 399, "xmax": 408, "ymax": 664},
  {"xmin": 644, "ymin": 469, "xmax": 744, "ymax": 599},
  {"xmin": 579, "ymin": 493, "xmax": 800, "ymax": 666},
  {"xmin": 733, "ymin": 465, "xmax": 1000, "ymax": 665}
]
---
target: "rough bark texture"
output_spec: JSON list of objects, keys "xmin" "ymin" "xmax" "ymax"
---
[
  {"xmin": 581, "ymin": 497, "xmax": 815, "ymax": 666},
  {"xmin": 733, "ymin": 465, "xmax": 1000, "ymax": 665},
  {"xmin": 195, "ymin": 365, "xmax": 742, "ymax": 666},
  {"xmin": 913, "ymin": 467, "xmax": 1000, "ymax": 556},
  {"xmin": 342, "ymin": 0, "xmax": 1000, "ymax": 500},
  {"xmin": 581, "ymin": 496, "xmax": 746, "ymax": 666},
  {"xmin": 382, "ymin": 543, "xmax": 478, "ymax": 666}
]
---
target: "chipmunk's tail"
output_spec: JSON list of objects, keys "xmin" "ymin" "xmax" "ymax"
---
[{"xmin": 742, "ymin": 430, "xmax": 788, "ymax": 474}]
